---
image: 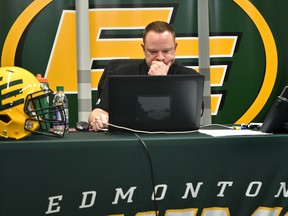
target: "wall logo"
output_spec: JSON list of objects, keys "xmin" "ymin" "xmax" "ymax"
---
[{"xmin": 0, "ymin": 0, "xmax": 278, "ymax": 124}]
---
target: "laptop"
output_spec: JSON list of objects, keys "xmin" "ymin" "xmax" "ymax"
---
[{"xmin": 108, "ymin": 74, "xmax": 204, "ymax": 133}]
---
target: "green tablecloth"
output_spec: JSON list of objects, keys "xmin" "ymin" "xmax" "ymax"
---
[{"xmin": 1, "ymin": 131, "xmax": 288, "ymax": 215}]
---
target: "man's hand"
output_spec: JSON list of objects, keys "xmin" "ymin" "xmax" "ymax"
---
[
  {"xmin": 148, "ymin": 61, "xmax": 172, "ymax": 76},
  {"xmin": 88, "ymin": 108, "xmax": 109, "ymax": 131}
]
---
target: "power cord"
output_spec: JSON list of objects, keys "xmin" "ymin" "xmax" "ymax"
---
[
  {"xmin": 134, "ymin": 133, "xmax": 158, "ymax": 216},
  {"xmin": 94, "ymin": 121, "xmax": 235, "ymax": 216},
  {"xmin": 98, "ymin": 121, "xmax": 233, "ymax": 134},
  {"xmin": 101, "ymin": 121, "xmax": 200, "ymax": 134}
]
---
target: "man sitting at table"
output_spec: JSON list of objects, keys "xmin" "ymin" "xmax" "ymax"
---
[{"xmin": 88, "ymin": 20, "xmax": 200, "ymax": 131}]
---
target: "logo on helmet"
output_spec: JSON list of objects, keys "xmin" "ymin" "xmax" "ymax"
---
[{"xmin": 0, "ymin": 75, "xmax": 24, "ymax": 111}]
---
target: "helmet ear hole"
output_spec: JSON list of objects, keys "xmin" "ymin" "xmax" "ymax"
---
[{"xmin": 0, "ymin": 114, "xmax": 11, "ymax": 124}]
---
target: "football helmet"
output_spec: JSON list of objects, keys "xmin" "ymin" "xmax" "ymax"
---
[{"xmin": 0, "ymin": 66, "xmax": 66, "ymax": 139}]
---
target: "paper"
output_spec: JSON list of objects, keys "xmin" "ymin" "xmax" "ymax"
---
[{"xmin": 198, "ymin": 129, "xmax": 270, "ymax": 137}]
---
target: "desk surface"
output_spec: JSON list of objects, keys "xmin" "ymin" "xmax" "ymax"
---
[{"xmin": 1, "ymin": 131, "xmax": 288, "ymax": 216}]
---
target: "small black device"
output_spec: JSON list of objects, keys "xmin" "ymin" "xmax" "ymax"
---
[
  {"xmin": 76, "ymin": 121, "xmax": 90, "ymax": 131},
  {"xmin": 260, "ymin": 86, "xmax": 288, "ymax": 133}
]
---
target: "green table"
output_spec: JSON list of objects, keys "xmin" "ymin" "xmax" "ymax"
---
[{"xmin": 0, "ymin": 131, "xmax": 288, "ymax": 215}]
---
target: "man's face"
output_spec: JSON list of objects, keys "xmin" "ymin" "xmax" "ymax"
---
[{"xmin": 142, "ymin": 31, "xmax": 177, "ymax": 68}]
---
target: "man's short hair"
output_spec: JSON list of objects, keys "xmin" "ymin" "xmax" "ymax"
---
[{"xmin": 143, "ymin": 21, "xmax": 176, "ymax": 43}]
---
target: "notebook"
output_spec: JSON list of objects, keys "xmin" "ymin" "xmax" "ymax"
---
[{"xmin": 108, "ymin": 74, "xmax": 204, "ymax": 133}]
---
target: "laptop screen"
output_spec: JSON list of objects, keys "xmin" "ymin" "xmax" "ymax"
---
[{"xmin": 108, "ymin": 74, "xmax": 204, "ymax": 133}]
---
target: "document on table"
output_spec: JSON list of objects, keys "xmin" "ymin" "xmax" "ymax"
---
[{"xmin": 198, "ymin": 129, "xmax": 270, "ymax": 137}]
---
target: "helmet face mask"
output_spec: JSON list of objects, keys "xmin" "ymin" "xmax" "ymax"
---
[
  {"xmin": 24, "ymin": 88, "xmax": 67, "ymax": 137},
  {"xmin": 0, "ymin": 67, "xmax": 67, "ymax": 139}
]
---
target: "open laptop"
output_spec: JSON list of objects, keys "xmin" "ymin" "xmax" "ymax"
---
[{"xmin": 108, "ymin": 74, "xmax": 204, "ymax": 133}]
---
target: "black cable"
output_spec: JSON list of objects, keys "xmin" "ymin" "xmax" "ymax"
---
[{"xmin": 134, "ymin": 133, "xmax": 158, "ymax": 216}]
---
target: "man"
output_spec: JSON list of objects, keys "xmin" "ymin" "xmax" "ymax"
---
[{"xmin": 88, "ymin": 21, "xmax": 199, "ymax": 131}]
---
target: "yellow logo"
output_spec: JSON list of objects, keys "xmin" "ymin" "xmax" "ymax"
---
[{"xmin": 1, "ymin": 0, "xmax": 277, "ymax": 123}]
